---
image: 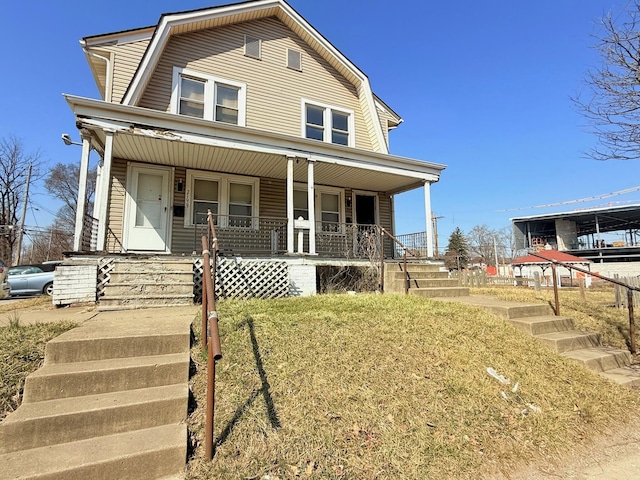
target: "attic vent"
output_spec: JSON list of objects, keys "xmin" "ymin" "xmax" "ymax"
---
[
  {"xmin": 244, "ymin": 35, "xmax": 261, "ymax": 59},
  {"xmin": 287, "ymin": 48, "xmax": 302, "ymax": 71}
]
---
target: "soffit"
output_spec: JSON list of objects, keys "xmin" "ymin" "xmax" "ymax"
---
[{"xmin": 92, "ymin": 130, "xmax": 423, "ymax": 193}]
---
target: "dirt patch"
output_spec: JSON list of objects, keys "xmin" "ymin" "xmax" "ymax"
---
[{"xmin": 491, "ymin": 415, "xmax": 640, "ymax": 479}]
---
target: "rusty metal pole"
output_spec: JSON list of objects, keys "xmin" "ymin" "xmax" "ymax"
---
[
  {"xmin": 628, "ymin": 289, "xmax": 636, "ymax": 356},
  {"xmin": 379, "ymin": 229, "xmax": 385, "ymax": 293},
  {"xmin": 551, "ymin": 262, "xmax": 560, "ymax": 316},
  {"xmin": 201, "ymin": 277, "xmax": 208, "ymax": 351},
  {"xmin": 205, "ymin": 336, "xmax": 216, "ymax": 460},
  {"xmin": 403, "ymin": 251, "xmax": 408, "ymax": 295}
]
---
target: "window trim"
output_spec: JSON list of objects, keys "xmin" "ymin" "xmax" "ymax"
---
[
  {"xmin": 301, "ymin": 99, "xmax": 355, "ymax": 147},
  {"xmin": 184, "ymin": 170, "xmax": 259, "ymax": 229},
  {"xmin": 171, "ymin": 67, "xmax": 246, "ymax": 126},
  {"xmin": 292, "ymin": 183, "xmax": 345, "ymax": 233}
]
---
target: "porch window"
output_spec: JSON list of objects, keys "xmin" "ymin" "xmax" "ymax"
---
[
  {"xmin": 302, "ymin": 100, "xmax": 354, "ymax": 147},
  {"xmin": 228, "ymin": 182, "xmax": 253, "ymax": 228},
  {"xmin": 192, "ymin": 179, "xmax": 219, "ymax": 225},
  {"xmin": 171, "ymin": 67, "xmax": 246, "ymax": 126},
  {"xmin": 185, "ymin": 170, "xmax": 259, "ymax": 228},
  {"xmin": 293, "ymin": 189, "xmax": 308, "ymax": 220},
  {"xmin": 320, "ymin": 192, "xmax": 340, "ymax": 232}
]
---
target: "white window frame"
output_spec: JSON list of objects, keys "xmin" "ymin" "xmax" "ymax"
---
[
  {"xmin": 316, "ymin": 185, "xmax": 346, "ymax": 235},
  {"xmin": 171, "ymin": 67, "xmax": 247, "ymax": 126},
  {"xmin": 184, "ymin": 170, "xmax": 259, "ymax": 229},
  {"xmin": 301, "ymin": 99, "xmax": 355, "ymax": 147}
]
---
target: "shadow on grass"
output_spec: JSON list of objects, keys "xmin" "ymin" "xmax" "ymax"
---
[{"xmin": 214, "ymin": 316, "xmax": 280, "ymax": 452}]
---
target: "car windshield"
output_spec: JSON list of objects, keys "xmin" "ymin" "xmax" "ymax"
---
[{"xmin": 9, "ymin": 266, "xmax": 44, "ymax": 275}]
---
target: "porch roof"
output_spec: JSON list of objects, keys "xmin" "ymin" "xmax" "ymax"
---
[{"xmin": 64, "ymin": 95, "xmax": 445, "ymax": 195}]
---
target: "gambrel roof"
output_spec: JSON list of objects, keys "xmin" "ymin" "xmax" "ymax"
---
[{"xmin": 82, "ymin": 0, "xmax": 392, "ymax": 153}]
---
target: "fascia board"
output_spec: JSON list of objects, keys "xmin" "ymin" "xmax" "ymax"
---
[{"xmin": 65, "ymin": 94, "xmax": 445, "ymax": 180}]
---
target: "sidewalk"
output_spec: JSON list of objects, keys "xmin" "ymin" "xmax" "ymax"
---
[{"xmin": 0, "ymin": 302, "xmax": 199, "ymax": 327}]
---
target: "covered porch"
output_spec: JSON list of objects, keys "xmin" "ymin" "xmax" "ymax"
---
[{"xmin": 65, "ymin": 95, "xmax": 445, "ymax": 260}]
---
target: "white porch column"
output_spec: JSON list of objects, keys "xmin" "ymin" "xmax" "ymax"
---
[
  {"xmin": 286, "ymin": 155, "xmax": 295, "ymax": 253},
  {"xmin": 96, "ymin": 131, "xmax": 114, "ymax": 251},
  {"xmin": 93, "ymin": 162, "xmax": 103, "ymax": 219},
  {"xmin": 307, "ymin": 159, "xmax": 316, "ymax": 255},
  {"xmin": 73, "ymin": 135, "xmax": 92, "ymax": 251},
  {"xmin": 424, "ymin": 181, "xmax": 434, "ymax": 258}
]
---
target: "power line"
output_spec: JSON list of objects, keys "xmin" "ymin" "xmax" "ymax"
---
[{"xmin": 496, "ymin": 185, "xmax": 640, "ymax": 212}]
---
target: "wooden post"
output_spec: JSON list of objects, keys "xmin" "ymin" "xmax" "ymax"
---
[
  {"xmin": 628, "ymin": 289, "xmax": 636, "ymax": 356},
  {"xmin": 533, "ymin": 271, "xmax": 540, "ymax": 291},
  {"xmin": 579, "ymin": 277, "xmax": 586, "ymax": 301},
  {"xmin": 551, "ymin": 263, "xmax": 560, "ymax": 316}
]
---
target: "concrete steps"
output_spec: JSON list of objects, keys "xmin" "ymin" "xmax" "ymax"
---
[
  {"xmin": 0, "ymin": 308, "xmax": 194, "ymax": 480},
  {"xmin": 101, "ymin": 259, "xmax": 194, "ymax": 310},
  {"xmin": 436, "ymin": 295, "xmax": 639, "ymax": 388},
  {"xmin": 384, "ymin": 261, "xmax": 469, "ymax": 297}
]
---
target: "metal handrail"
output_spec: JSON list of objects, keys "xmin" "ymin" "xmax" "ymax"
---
[
  {"xmin": 201, "ymin": 209, "xmax": 223, "ymax": 460},
  {"xmin": 528, "ymin": 251, "xmax": 639, "ymax": 355},
  {"xmin": 378, "ymin": 226, "xmax": 421, "ymax": 294}
]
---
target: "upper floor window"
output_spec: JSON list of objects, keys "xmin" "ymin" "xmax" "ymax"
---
[
  {"xmin": 302, "ymin": 100, "xmax": 354, "ymax": 147},
  {"xmin": 171, "ymin": 67, "xmax": 246, "ymax": 126}
]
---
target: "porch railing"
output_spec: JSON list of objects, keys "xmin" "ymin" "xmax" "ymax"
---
[
  {"xmin": 194, "ymin": 213, "xmax": 288, "ymax": 256},
  {"xmin": 81, "ymin": 214, "xmax": 99, "ymax": 251},
  {"xmin": 528, "ymin": 251, "xmax": 639, "ymax": 355},
  {"xmin": 394, "ymin": 231, "xmax": 429, "ymax": 259}
]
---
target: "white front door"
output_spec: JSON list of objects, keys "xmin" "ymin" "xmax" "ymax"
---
[{"xmin": 126, "ymin": 165, "xmax": 171, "ymax": 251}]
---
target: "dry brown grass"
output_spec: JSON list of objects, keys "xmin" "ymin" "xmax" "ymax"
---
[
  {"xmin": 186, "ymin": 294, "xmax": 639, "ymax": 479},
  {"xmin": 0, "ymin": 317, "xmax": 77, "ymax": 420}
]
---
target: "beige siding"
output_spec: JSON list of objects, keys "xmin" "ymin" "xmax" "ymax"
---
[
  {"xmin": 376, "ymin": 104, "xmax": 391, "ymax": 149},
  {"xmin": 170, "ymin": 166, "xmax": 195, "ymax": 254},
  {"xmin": 105, "ymin": 159, "xmax": 127, "ymax": 253},
  {"xmin": 96, "ymin": 40, "xmax": 150, "ymax": 104},
  {"xmin": 139, "ymin": 17, "xmax": 374, "ymax": 151}
]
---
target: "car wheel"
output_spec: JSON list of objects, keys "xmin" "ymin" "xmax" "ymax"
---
[{"xmin": 43, "ymin": 282, "xmax": 54, "ymax": 296}]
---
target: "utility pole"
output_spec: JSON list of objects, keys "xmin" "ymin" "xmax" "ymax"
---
[
  {"xmin": 14, "ymin": 164, "xmax": 32, "ymax": 266},
  {"xmin": 431, "ymin": 213, "xmax": 444, "ymax": 257}
]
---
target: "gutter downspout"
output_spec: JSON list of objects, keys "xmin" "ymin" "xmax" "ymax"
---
[{"xmin": 82, "ymin": 45, "xmax": 113, "ymax": 102}]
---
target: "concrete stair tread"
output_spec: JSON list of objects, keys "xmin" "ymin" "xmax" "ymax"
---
[
  {"xmin": 600, "ymin": 366, "xmax": 640, "ymax": 387},
  {"xmin": 48, "ymin": 311, "xmax": 194, "ymax": 343},
  {"xmin": 23, "ymin": 352, "xmax": 189, "ymax": 402},
  {"xmin": 561, "ymin": 347, "xmax": 631, "ymax": 372},
  {"xmin": 0, "ymin": 424, "xmax": 187, "ymax": 480},
  {"xmin": 4, "ymin": 384, "xmax": 187, "ymax": 423},
  {"xmin": 0, "ymin": 385, "xmax": 188, "ymax": 454},
  {"xmin": 509, "ymin": 315, "xmax": 575, "ymax": 334},
  {"xmin": 535, "ymin": 331, "xmax": 599, "ymax": 341},
  {"xmin": 28, "ymin": 352, "xmax": 188, "ymax": 379}
]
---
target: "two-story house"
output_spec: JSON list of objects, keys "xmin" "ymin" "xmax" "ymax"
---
[{"xmin": 63, "ymin": 0, "xmax": 446, "ymax": 301}]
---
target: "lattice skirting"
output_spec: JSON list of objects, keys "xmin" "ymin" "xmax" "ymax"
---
[
  {"xmin": 193, "ymin": 258, "xmax": 289, "ymax": 302},
  {"xmin": 97, "ymin": 257, "xmax": 115, "ymax": 298}
]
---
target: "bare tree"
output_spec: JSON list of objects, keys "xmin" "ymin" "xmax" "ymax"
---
[
  {"xmin": 0, "ymin": 136, "xmax": 42, "ymax": 264},
  {"xmin": 22, "ymin": 223, "xmax": 72, "ymax": 263},
  {"xmin": 44, "ymin": 162, "xmax": 97, "ymax": 236},
  {"xmin": 467, "ymin": 224, "xmax": 507, "ymax": 267},
  {"xmin": 573, "ymin": 2, "xmax": 640, "ymax": 160}
]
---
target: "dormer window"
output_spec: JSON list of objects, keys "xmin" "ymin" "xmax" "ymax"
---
[
  {"xmin": 302, "ymin": 100, "xmax": 354, "ymax": 146},
  {"xmin": 171, "ymin": 67, "xmax": 246, "ymax": 126}
]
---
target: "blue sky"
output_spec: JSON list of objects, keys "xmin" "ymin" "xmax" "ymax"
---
[{"xmin": 2, "ymin": 0, "xmax": 638, "ymax": 247}]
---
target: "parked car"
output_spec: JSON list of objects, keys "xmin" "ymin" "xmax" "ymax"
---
[
  {"xmin": 7, "ymin": 264, "xmax": 57, "ymax": 296},
  {"xmin": 0, "ymin": 259, "xmax": 9, "ymax": 299}
]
